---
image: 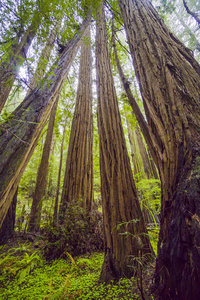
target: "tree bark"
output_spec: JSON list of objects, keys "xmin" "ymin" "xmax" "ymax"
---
[
  {"xmin": 135, "ymin": 126, "xmax": 155, "ymax": 180},
  {"xmin": 53, "ymin": 98, "xmax": 70, "ymax": 226},
  {"xmin": 96, "ymin": 4, "xmax": 153, "ymax": 283},
  {"xmin": 113, "ymin": 27, "xmax": 159, "ymax": 180},
  {"xmin": 119, "ymin": 0, "xmax": 200, "ymax": 298},
  {"xmin": 126, "ymin": 115, "xmax": 142, "ymax": 178},
  {"xmin": 0, "ymin": 188, "xmax": 18, "ymax": 245},
  {"xmin": 28, "ymin": 97, "xmax": 58, "ymax": 232},
  {"xmin": 112, "ymin": 25, "xmax": 157, "ymax": 167},
  {"xmin": 0, "ymin": 17, "xmax": 91, "ymax": 230},
  {"xmin": 59, "ymin": 26, "xmax": 93, "ymax": 219}
]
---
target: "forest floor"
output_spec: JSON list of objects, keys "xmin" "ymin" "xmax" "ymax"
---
[{"xmin": 0, "ymin": 233, "xmax": 156, "ymax": 299}]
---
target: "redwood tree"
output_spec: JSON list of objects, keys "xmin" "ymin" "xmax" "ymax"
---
[
  {"xmin": 0, "ymin": 188, "xmax": 17, "ymax": 244},
  {"xmin": 25, "ymin": 20, "xmax": 61, "ymax": 96},
  {"xmin": 0, "ymin": 18, "xmax": 91, "ymax": 230},
  {"xmin": 28, "ymin": 97, "xmax": 58, "ymax": 232},
  {"xmin": 119, "ymin": 0, "xmax": 200, "ymax": 298},
  {"xmin": 96, "ymin": 3, "xmax": 153, "ymax": 283},
  {"xmin": 59, "ymin": 26, "xmax": 93, "ymax": 218},
  {"xmin": 53, "ymin": 98, "xmax": 70, "ymax": 226},
  {"xmin": 0, "ymin": 13, "xmax": 40, "ymax": 113}
]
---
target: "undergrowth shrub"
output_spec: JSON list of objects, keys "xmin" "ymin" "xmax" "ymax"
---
[
  {"xmin": 44, "ymin": 200, "xmax": 104, "ymax": 260},
  {"xmin": 0, "ymin": 252, "xmax": 142, "ymax": 300},
  {"xmin": 0, "ymin": 245, "xmax": 42, "ymax": 287}
]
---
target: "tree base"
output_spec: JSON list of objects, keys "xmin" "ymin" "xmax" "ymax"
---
[{"xmin": 154, "ymin": 157, "xmax": 200, "ymax": 299}]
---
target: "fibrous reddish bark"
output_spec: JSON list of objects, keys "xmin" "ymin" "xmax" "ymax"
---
[
  {"xmin": 96, "ymin": 4, "xmax": 153, "ymax": 283},
  {"xmin": 28, "ymin": 97, "xmax": 58, "ymax": 232},
  {"xmin": 53, "ymin": 99, "xmax": 70, "ymax": 226},
  {"xmin": 0, "ymin": 18, "xmax": 91, "ymax": 230},
  {"xmin": 119, "ymin": 0, "xmax": 200, "ymax": 298},
  {"xmin": 0, "ymin": 188, "xmax": 17, "ymax": 245},
  {"xmin": 59, "ymin": 26, "xmax": 93, "ymax": 218}
]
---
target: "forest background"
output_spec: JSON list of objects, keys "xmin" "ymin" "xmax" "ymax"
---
[{"xmin": 0, "ymin": 0, "xmax": 200, "ymax": 299}]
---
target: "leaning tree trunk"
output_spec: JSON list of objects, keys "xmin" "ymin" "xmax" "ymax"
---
[
  {"xmin": 0, "ymin": 18, "xmax": 39, "ymax": 113},
  {"xmin": 174, "ymin": 10, "xmax": 200, "ymax": 52},
  {"xmin": 0, "ymin": 188, "xmax": 18, "ymax": 245},
  {"xmin": 113, "ymin": 28, "xmax": 158, "ymax": 180},
  {"xmin": 59, "ymin": 26, "xmax": 93, "ymax": 219},
  {"xmin": 25, "ymin": 19, "xmax": 61, "ymax": 96},
  {"xmin": 183, "ymin": 0, "xmax": 200, "ymax": 28},
  {"xmin": 26, "ymin": 21, "xmax": 60, "ymax": 232},
  {"xmin": 119, "ymin": 0, "xmax": 200, "ymax": 298},
  {"xmin": 96, "ymin": 4, "xmax": 153, "ymax": 284},
  {"xmin": 0, "ymin": 17, "xmax": 91, "ymax": 230},
  {"xmin": 28, "ymin": 97, "xmax": 58, "ymax": 232},
  {"xmin": 0, "ymin": 20, "xmax": 61, "ymax": 238}
]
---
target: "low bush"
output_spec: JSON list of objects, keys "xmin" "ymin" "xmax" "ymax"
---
[
  {"xmin": 0, "ymin": 252, "xmax": 143, "ymax": 300},
  {"xmin": 43, "ymin": 200, "xmax": 104, "ymax": 260}
]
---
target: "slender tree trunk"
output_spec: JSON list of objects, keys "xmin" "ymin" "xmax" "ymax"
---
[
  {"xmin": 25, "ymin": 20, "xmax": 61, "ymax": 96},
  {"xmin": 125, "ymin": 115, "xmax": 144, "ymax": 179},
  {"xmin": 0, "ymin": 188, "xmax": 18, "ymax": 245},
  {"xmin": 112, "ymin": 24, "xmax": 157, "ymax": 167},
  {"xmin": 113, "ymin": 26, "xmax": 159, "ymax": 180},
  {"xmin": 135, "ymin": 126, "xmax": 154, "ymax": 180},
  {"xmin": 96, "ymin": 4, "xmax": 153, "ymax": 283},
  {"xmin": 148, "ymin": 148, "xmax": 159, "ymax": 180},
  {"xmin": 53, "ymin": 99, "xmax": 70, "ymax": 226},
  {"xmin": 0, "ymin": 20, "xmax": 39, "ymax": 113},
  {"xmin": 174, "ymin": 10, "xmax": 200, "ymax": 52},
  {"xmin": 59, "ymin": 26, "xmax": 93, "ymax": 219},
  {"xmin": 119, "ymin": 0, "xmax": 200, "ymax": 298},
  {"xmin": 126, "ymin": 116, "xmax": 158, "ymax": 224},
  {"xmin": 0, "ymin": 18, "xmax": 91, "ymax": 230},
  {"xmin": 183, "ymin": 0, "xmax": 200, "ymax": 28},
  {"xmin": 28, "ymin": 96, "xmax": 58, "ymax": 232}
]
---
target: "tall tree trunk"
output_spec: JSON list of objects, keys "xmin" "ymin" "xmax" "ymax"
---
[
  {"xmin": 0, "ymin": 21, "xmax": 61, "ymax": 238},
  {"xmin": 0, "ymin": 17, "xmax": 91, "ymax": 230},
  {"xmin": 0, "ymin": 188, "xmax": 18, "ymax": 245},
  {"xmin": 0, "ymin": 19, "xmax": 39, "ymax": 113},
  {"xmin": 119, "ymin": 0, "xmax": 200, "ymax": 298},
  {"xmin": 148, "ymin": 148, "xmax": 159, "ymax": 180},
  {"xmin": 126, "ymin": 116, "xmax": 142, "ymax": 178},
  {"xmin": 135, "ymin": 126, "xmax": 154, "ymax": 180},
  {"xmin": 96, "ymin": 4, "xmax": 153, "ymax": 283},
  {"xmin": 25, "ymin": 20, "xmax": 61, "ymax": 96},
  {"xmin": 59, "ymin": 26, "xmax": 93, "ymax": 219},
  {"xmin": 53, "ymin": 98, "xmax": 70, "ymax": 226},
  {"xmin": 112, "ymin": 24, "xmax": 157, "ymax": 167},
  {"xmin": 126, "ymin": 116, "xmax": 158, "ymax": 224},
  {"xmin": 113, "ymin": 27, "xmax": 158, "ymax": 180},
  {"xmin": 28, "ymin": 97, "xmax": 58, "ymax": 232}
]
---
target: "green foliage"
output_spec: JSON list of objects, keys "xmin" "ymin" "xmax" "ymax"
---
[
  {"xmin": 136, "ymin": 178, "xmax": 161, "ymax": 215},
  {"xmin": 44, "ymin": 200, "xmax": 104, "ymax": 260},
  {"xmin": 0, "ymin": 251, "xmax": 144, "ymax": 300},
  {"xmin": 0, "ymin": 246, "xmax": 42, "ymax": 287}
]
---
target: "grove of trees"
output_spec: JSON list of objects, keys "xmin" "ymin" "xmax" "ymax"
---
[{"xmin": 0, "ymin": 0, "xmax": 200, "ymax": 299}]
